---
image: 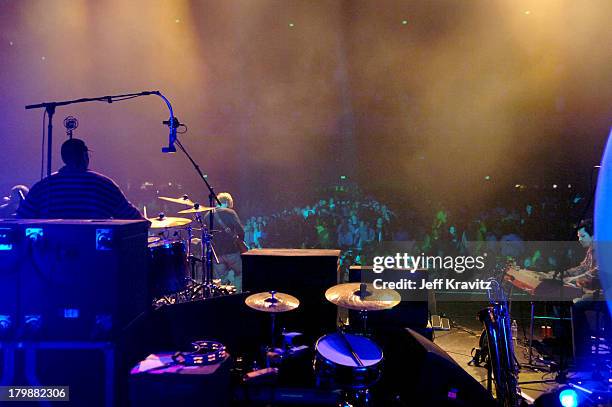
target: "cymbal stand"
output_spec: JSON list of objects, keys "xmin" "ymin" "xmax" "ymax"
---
[
  {"xmin": 358, "ymin": 283, "xmax": 370, "ymax": 335},
  {"xmin": 197, "ymin": 213, "xmax": 222, "ymax": 298},
  {"xmin": 172, "ymin": 136, "xmax": 223, "ymax": 299},
  {"xmin": 185, "ymin": 224, "xmax": 196, "ymax": 280}
]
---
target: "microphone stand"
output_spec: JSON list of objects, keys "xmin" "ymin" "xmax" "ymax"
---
[
  {"xmin": 173, "ymin": 137, "xmax": 222, "ymax": 297},
  {"xmin": 25, "ymin": 90, "xmax": 172, "ymax": 176}
]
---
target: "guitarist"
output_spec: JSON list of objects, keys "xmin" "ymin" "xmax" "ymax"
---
[{"xmin": 212, "ymin": 192, "xmax": 246, "ymax": 292}]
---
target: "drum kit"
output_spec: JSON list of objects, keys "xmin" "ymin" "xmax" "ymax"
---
[
  {"xmin": 146, "ymin": 195, "xmax": 235, "ymax": 306},
  {"xmin": 244, "ymin": 282, "xmax": 401, "ymax": 407}
]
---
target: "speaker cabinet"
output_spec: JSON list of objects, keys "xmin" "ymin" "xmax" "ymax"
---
[
  {"xmin": 242, "ymin": 249, "xmax": 340, "ymax": 341},
  {"xmin": 0, "ymin": 219, "xmax": 149, "ymax": 341},
  {"xmin": 374, "ymin": 327, "xmax": 496, "ymax": 406}
]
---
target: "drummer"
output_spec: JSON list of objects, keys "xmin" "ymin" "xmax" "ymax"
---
[{"xmin": 17, "ymin": 138, "xmax": 143, "ymax": 220}]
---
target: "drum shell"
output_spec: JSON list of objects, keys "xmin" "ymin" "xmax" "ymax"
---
[{"xmin": 148, "ymin": 240, "xmax": 187, "ymax": 297}]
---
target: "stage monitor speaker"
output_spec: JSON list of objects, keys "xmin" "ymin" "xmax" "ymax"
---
[
  {"xmin": 242, "ymin": 249, "xmax": 340, "ymax": 340},
  {"xmin": 374, "ymin": 327, "xmax": 496, "ymax": 406},
  {"xmin": 0, "ymin": 219, "xmax": 149, "ymax": 341},
  {"xmin": 0, "ymin": 342, "xmax": 122, "ymax": 407}
]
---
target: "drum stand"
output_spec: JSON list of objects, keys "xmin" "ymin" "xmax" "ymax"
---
[
  {"xmin": 183, "ymin": 215, "xmax": 225, "ymax": 299},
  {"xmin": 358, "ymin": 311, "xmax": 369, "ymax": 335},
  {"xmin": 263, "ymin": 292, "xmax": 281, "ymax": 367},
  {"xmin": 340, "ymin": 389, "xmax": 373, "ymax": 407}
]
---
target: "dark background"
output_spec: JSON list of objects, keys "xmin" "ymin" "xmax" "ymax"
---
[{"xmin": 1, "ymin": 0, "xmax": 611, "ymax": 220}]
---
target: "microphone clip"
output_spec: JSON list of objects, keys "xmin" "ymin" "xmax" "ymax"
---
[
  {"xmin": 162, "ymin": 117, "xmax": 181, "ymax": 129},
  {"xmin": 162, "ymin": 116, "xmax": 180, "ymax": 153}
]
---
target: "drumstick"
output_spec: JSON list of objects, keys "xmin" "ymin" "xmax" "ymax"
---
[{"xmin": 338, "ymin": 331, "xmax": 364, "ymax": 367}]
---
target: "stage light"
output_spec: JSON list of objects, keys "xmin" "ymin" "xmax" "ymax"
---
[
  {"xmin": 288, "ymin": 23, "xmax": 295, "ymax": 28},
  {"xmin": 558, "ymin": 389, "xmax": 578, "ymax": 407},
  {"xmin": 553, "ymin": 184, "xmax": 558, "ymax": 189},
  {"xmin": 175, "ymin": 18, "xmax": 180, "ymax": 23},
  {"xmin": 41, "ymin": 56, "xmax": 46, "ymax": 60},
  {"xmin": 402, "ymin": 20, "xmax": 408, "ymax": 25},
  {"xmin": 524, "ymin": 10, "xmax": 531, "ymax": 15},
  {"xmin": 9, "ymin": 41, "xmax": 13, "ymax": 46},
  {"xmin": 485, "ymin": 176, "xmax": 491, "ymax": 180}
]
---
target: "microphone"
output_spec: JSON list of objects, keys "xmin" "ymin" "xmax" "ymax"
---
[
  {"xmin": 63, "ymin": 116, "xmax": 79, "ymax": 139},
  {"xmin": 162, "ymin": 117, "xmax": 180, "ymax": 153}
]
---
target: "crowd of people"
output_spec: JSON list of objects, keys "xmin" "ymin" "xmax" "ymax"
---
[
  {"xmin": 239, "ymin": 183, "xmax": 590, "ymax": 273},
  {"xmin": 243, "ymin": 192, "xmax": 395, "ymax": 251},
  {"xmin": 2, "ymin": 175, "xmax": 590, "ymax": 272}
]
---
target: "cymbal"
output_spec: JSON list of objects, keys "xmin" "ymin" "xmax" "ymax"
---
[
  {"xmin": 325, "ymin": 283, "xmax": 401, "ymax": 311},
  {"xmin": 148, "ymin": 215, "xmax": 192, "ymax": 229},
  {"xmin": 158, "ymin": 195, "xmax": 196, "ymax": 206},
  {"xmin": 245, "ymin": 291, "xmax": 300, "ymax": 313},
  {"xmin": 178, "ymin": 206, "xmax": 216, "ymax": 214}
]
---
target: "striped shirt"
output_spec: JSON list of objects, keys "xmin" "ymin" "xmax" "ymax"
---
[{"xmin": 17, "ymin": 167, "xmax": 142, "ymax": 220}]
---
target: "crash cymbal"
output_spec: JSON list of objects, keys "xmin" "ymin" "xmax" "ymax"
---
[
  {"xmin": 148, "ymin": 214, "xmax": 192, "ymax": 229},
  {"xmin": 158, "ymin": 195, "xmax": 196, "ymax": 206},
  {"xmin": 178, "ymin": 206, "xmax": 216, "ymax": 214},
  {"xmin": 245, "ymin": 291, "xmax": 300, "ymax": 313},
  {"xmin": 325, "ymin": 283, "xmax": 400, "ymax": 311}
]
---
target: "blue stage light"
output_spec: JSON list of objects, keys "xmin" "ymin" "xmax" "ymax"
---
[{"xmin": 558, "ymin": 389, "xmax": 578, "ymax": 407}]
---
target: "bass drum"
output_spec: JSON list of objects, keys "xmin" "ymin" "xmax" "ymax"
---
[
  {"xmin": 149, "ymin": 240, "xmax": 187, "ymax": 297},
  {"xmin": 314, "ymin": 332, "xmax": 383, "ymax": 390}
]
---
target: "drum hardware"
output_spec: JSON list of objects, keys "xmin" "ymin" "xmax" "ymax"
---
[
  {"xmin": 147, "ymin": 204, "xmax": 236, "ymax": 305},
  {"xmin": 245, "ymin": 291, "xmax": 300, "ymax": 367},
  {"xmin": 191, "ymin": 211, "xmax": 225, "ymax": 297},
  {"xmin": 264, "ymin": 330, "xmax": 310, "ymax": 366},
  {"xmin": 163, "ymin": 208, "xmax": 224, "ymax": 299},
  {"xmin": 317, "ymin": 282, "xmax": 400, "ymax": 406},
  {"xmin": 281, "ymin": 330, "xmax": 309, "ymax": 357},
  {"xmin": 242, "ymin": 367, "xmax": 279, "ymax": 384},
  {"xmin": 152, "ymin": 279, "xmax": 236, "ymax": 308},
  {"xmin": 180, "ymin": 203, "xmax": 220, "ymax": 294},
  {"xmin": 147, "ymin": 190, "xmax": 237, "ymax": 303},
  {"xmin": 314, "ymin": 332, "xmax": 383, "ymax": 407}
]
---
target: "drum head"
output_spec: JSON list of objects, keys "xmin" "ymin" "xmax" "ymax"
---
[{"xmin": 316, "ymin": 333, "xmax": 382, "ymax": 368}]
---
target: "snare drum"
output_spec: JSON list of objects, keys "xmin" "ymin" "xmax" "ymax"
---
[
  {"xmin": 149, "ymin": 240, "xmax": 187, "ymax": 297},
  {"xmin": 314, "ymin": 332, "xmax": 383, "ymax": 390}
]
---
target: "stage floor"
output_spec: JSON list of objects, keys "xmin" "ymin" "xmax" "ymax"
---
[
  {"xmin": 433, "ymin": 300, "xmax": 612, "ymax": 403},
  {"xmin": 434, "ymin": 325, "xmax": 561, "ymax": 403}
]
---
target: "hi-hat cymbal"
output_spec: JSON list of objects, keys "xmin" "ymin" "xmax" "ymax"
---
[
  {"xmin": 158, "ymin": 195, "xmax": 196, "ymax": 206},
  {"xmin": 325, "ymin": 283, "xmax": 401, "ymax": 311},
  {"xmin": 178, "ymin": 206, "xmax": 216, "ymax": 214},
  {"xmin": 245, "ymin": 291, "xmax": 300, "ymax": 313},
  {"xmin": 148, "ymin": 215, "xmax": 192, "ymax": 229}
]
